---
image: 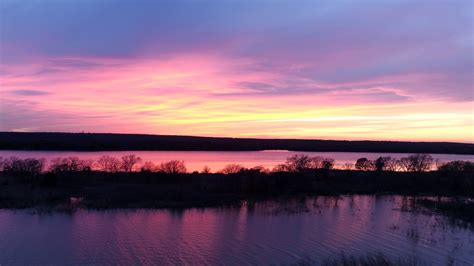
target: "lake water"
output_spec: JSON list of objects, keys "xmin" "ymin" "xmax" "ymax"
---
[
  {"xmin": 0, "ymin": 150, "xmax": 472, "ymax": 172},
  {"xmin": 0, "ymin": 195, "xmax": 472, "ymax": 265}
]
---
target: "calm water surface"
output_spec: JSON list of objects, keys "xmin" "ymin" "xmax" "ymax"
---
[
  {"xmin": 0, "ymin": 196, "xmax": 473, "ymax": 265},
  {"xmin": 0, "ymin": 150, "xmax": 472, "ymax": 172}
]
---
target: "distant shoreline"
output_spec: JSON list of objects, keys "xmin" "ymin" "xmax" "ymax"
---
[{"xmin": 1, "ymin": 132, "xmax": 473, "ymax": 155}]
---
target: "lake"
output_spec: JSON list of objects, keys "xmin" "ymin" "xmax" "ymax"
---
[
  {"xmin": 0, "ymin": 150, "xmax": 472, "ymax": 172},
  {"xmin": 0, "ymin": 195, "xmax": 472, "ymax": 265}
]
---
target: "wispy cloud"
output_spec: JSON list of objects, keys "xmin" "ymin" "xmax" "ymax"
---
[
  {"xmin": 10, "ymin": 89, "xmax": 51, "ymax": 96},
  {"xmin": 0, "ymin": 0, "xmax": 472, "ymax": 142}
]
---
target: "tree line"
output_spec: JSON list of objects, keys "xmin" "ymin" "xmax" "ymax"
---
[
  {"xmin": 0, "ymin": 153, "xmax": 472, "ymax": 177},
  {"xmin": 2, "ymin": 132, "xmax": 474, "ymax": 154}
]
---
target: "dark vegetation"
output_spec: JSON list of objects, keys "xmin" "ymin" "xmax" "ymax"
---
[
  {"xmin": 416, "ymin": 198, "xmax": 474, "ymax": 224},
  {"xmin": 0, "ymin": 153, "xmax": 472, "ymax": 209},
  {"xmin": 1, "ymin": 132, "xmax": 473, "ymax": 154},
  {"xmin": 303, "ymin": 252, "xmax": 430, "ymax": 266}
]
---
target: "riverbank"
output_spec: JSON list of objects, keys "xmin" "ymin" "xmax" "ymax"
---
[{"xmin": 1, "ymin": 169, "xmax": 472, "ymax": 210}]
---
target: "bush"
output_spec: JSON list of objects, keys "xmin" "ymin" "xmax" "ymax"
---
[{"xmin": 438, "ymin": 160, "xmax": 474, "ymax": 173}]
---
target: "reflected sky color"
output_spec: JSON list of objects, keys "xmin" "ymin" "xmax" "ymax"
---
[
  {"xmin": 0, "ymin": 196, "xmax": 473, "ymax": 264},
  {"xmin": 1, "ymin": 150, "xmax": 472, "ymax": 172},
  {"xmin": 0, "ymin": 0, "xmax": 473, "ymax": 142}
]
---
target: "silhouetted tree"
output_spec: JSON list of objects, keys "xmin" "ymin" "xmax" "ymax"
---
[
  {"xmin": 402, "ymin": 154, "xmax": 434, "ymax": 172},
  {"xmin": 140, "ymin": 161, "xmax": 158, "ymax": 172},
  {"xmin": 355, "ymin": 158, "xmax": 374, "ymax": 171},
  {"xmin": 2, "ymin": 157, "xmax": 45, "ymax": 176},
  {"xmin": 384, "ymin": 158, "xmax": 399, "ymax": 171},
  {"xmin": 159, "ymin": 160, "xmax": 187, "ymax": 174},
  {"xmin": 220, "ymin": 163, "xmax": 245, "ymax": 174},
  {"xmin": 272, "ymin": 163, "xmax": 290, "ymax": 172},
  {"xmin": 309, "ymin": 156, "xmax": 324, "ymax": 169},
  {"xmin": 121, "ymin": 154, "xmax": 142, "ymax": 172},
  {"xmin": 201, "ymin": 166, "xmax": 211, "ymax": 174},
  {"xmin": 50, "ymin": 157, "xmax": 92, "ymax": 173},
  {"xmin": 321, "ymin": 158, "xmax": 335, "ymax": 170},
  {"xmin": 285, "ymin": 154, "xmax": 313, "ymax": 172},
  {"xmin": 375, "ymin": 156, "xmax": 392, "ymax": 171},
  {"xmin": 342, "ymin": 162, "xmax": 354, "ymax": 170},
  {"xmin": 438, "ymin": 160, "xmax": 474, "ymax": 173},
  {"xmin": 95, "ymin": 155, "xmax": 121, "ymax": 172},
  {"xmin": 249, "ymin": 165, "xmax": 269, "ymax": 173},
  {"xmin": 397, "ymin": 158, "xmax": 411, "ymax": 172}
]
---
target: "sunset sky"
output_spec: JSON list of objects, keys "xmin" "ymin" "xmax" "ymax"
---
[{"xmin": 0, "ymin": 0, "xmax": 473, "ymax": 142}]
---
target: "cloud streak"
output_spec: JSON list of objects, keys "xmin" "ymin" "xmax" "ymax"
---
[{"xmin": 0, "ymin": 0, "xmax": 472, "ymax": 142}]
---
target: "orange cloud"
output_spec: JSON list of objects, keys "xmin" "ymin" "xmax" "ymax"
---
[{"xmin": 1, "ymin": 54, "xmax": 473, "ymax": 143}]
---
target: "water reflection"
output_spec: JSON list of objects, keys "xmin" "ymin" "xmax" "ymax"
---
[{"xmin": 0, "ymin": 196, "xmax": 472, "ymax": 265}]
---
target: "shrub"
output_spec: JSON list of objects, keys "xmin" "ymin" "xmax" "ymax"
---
[{"xmin": 438, "ymin": 160, "xmax": 474, "ymax": 173}]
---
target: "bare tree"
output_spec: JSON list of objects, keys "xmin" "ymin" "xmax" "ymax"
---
[
  {"xmin": 272, "ymin": 163, "xmax": 290, "ymax": 172},
  {"xmin": 159, "ymin": 160, "xmax": 187, "ymax": 174},
  {"xmin": 140, "ymin": 161, "xmax": 158, "ymax": 172},
  {"xmin": 375, "ymin": 156, "xmax": 392, "ymax": 171},
  {"xmin": 121, "ymin": 154, "xmax": 142, "ymax": 172},
  {"xmin": 342, "ymin": 162, "xmax": 354, "ymax": 170},
  {"xmin": 397, "ymin": 158, "xmax": 411, "ymax": 172},
  {"xmin": 250, "ymin": 165, "xmax": 269, "ymax": 173},
  {"xmin": 220, "ymin": 163, "xmax": 244, "ymax": 174},
  {"xmin": 50, "ymin": 157, "xmax": 92, "ymax": 173},
  {"xmin": 398, "ymin": 154, "xmax": 433, "ymax": 172},
  {"xmin": 285, "ymin": 154, "xmax": 313, "ymax": 172},
  {"xmin": 309, "ymin": 156, "xmax": 324, "ymax": 169},
  {"xmin": 201, "ymin": 166, "xmax": 211, "ymax": 174},
  {"xmin": 384, "ymin": 158, "xmax": 399, "ymax": 171},
  {"xmin": 95, "ymin": 155, "xmax": 121, "ymax": 172},
  {"xmin": 2, "ymin": 157, "xmax": 45, "ymax": 176}
]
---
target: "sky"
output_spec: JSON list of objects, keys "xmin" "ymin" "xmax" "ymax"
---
[{"xmin": 0, "ymin": 0, "xmax": 473, "ymax": 142}]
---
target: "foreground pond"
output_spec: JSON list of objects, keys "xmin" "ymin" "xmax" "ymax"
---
[
  {"xmin": 1, "ymin": 150, "xmax": 473, "ymax": 172},
  {"xmin": 0, "ymin": 196, "xmax": 472, "ymax": 265}
]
